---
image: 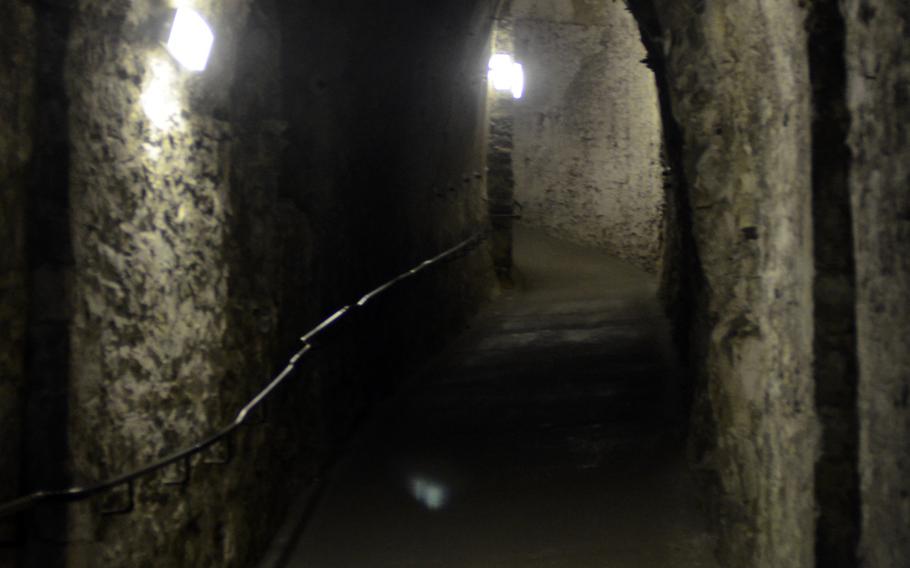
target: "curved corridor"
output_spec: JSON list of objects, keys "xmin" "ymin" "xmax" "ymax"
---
[{"xmin": 281, "ymin": 226, "xmax": 717, "ymax": 567}]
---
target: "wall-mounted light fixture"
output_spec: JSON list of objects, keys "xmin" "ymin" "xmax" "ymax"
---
[
  {"xmin": 141, "ymin": 7, "xmax": 214, "ymax": 130},
  {"xmin": 166, "ymin": 7, "xmax": 214, "ymax": 72},
  {"xmin": 488, "ymin": 53, "xmax": 524, "ymax": 100}
]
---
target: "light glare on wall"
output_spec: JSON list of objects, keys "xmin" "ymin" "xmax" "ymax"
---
[
  {"xmin": 141, "ymin": 58, "xmax": 181, "ymax": 129},
  {"xmin": 166, "ymin": 8, "xmax": 214, "ymax": 72},
  {"xmin": 488, "ymin": 53, "xmax": 524, "ymax": 99}
]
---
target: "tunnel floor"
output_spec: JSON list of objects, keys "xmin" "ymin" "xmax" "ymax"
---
[{"xmin": 280, "ymin": 225, "xmax": 718, "ymax": 567}]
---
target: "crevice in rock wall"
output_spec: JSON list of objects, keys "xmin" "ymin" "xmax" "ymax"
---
[
  {"xmin": 22, "ymin": 2, "xmax": 73, "ymax": 566},
  {"xmin": 622, "ymin": 0, "xmax": 711, "ymax": 452},
  {"xmin": 0, "ymin": 1, "xmax": 35, "ymax": 565},
  {"xmin": 806, "ymin": 3, "xmax": 860, "ymax": 566}
]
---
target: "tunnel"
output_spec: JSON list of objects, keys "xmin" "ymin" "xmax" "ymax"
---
[{"xmin": 1, "ymin": 1, "xmax": 908, "ymax": 567}]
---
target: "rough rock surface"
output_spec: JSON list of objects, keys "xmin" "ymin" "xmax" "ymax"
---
[
  {"xmin": 10, "ymin": 1, "xmax": 908, "ymax": 567},
  {"xmin": 650, "ymin": 2, "xmax": 817, "ymax": 567},
  {"xmin": 53, "ymin": 1, "xmax": 497, "ymax": 567},
  {"xmin": 844, "ymin": 1, "xmax": 910, "ymax": 566},
  {"xmin": 64, "ymin": 2, "xmax": 254, "ymax": 566},
  {"xmin": 508, "ymin": 0, "xmax": 664, "ymax": 272}
]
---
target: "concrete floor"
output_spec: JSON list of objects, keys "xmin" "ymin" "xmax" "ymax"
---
[{"xmin": 280, "ymin": 225, "xmax": 718, "ymax": 567}]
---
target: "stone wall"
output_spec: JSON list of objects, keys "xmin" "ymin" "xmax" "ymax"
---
[
  {"xmin": 644, "ymin": 2, "xmax": 818, "ymax": 566},
  {"xmin": 844, "ymin": 1, "xmax": 910, "ymax": 566},
  {"xmin": 64, "ymin": 2, "xmax": 257, "ymax": 566},
  {"xmin": 507, "ymin": 0, "xmax": 664, "ymax": 271},
  {"xmin": 0, "ymin": 2, "xmax": 35, "ymax": 566},
  {"xmin": 4, "ymin": 2, "xmax": 909, "ymax": 567},
  {"xmin": 21, "ymin": 1, "xmax": 74, "ymax": 566},
  {"xmin": 0, "ymin": 1, "xmax": 499, "ymax": 567}
]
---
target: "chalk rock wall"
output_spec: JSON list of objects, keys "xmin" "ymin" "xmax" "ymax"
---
[
  {"xmin": 844, "ymin": 1, "xmax": 910, "ymax": 566},
  {"xmin": 27, "ymin": 0, "xmax": 499, "ymax": 566},
  {"xmin": 649, "ymin": 2, "xmax": 817, "ymax": 567},
  {"xmin": 274, "ymin": 0, "xmax": 498, "ymax": 407},
  {"xmin": 508, "ymin": 0, "xmax": 664, "ymax": 271}
]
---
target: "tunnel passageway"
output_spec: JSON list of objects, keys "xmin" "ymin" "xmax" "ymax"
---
[
  {"xmin": 281, "ymin": 225, "xmax": 718, "ymax": 567},
  {"xmin": 2, "ymin": 2, "xmax": 908, "ymax": 565}
]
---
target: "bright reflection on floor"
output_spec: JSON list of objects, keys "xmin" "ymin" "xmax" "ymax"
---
[{"xmin": 408, "ymin": 476, "xmax": 449, "ymax": 511}]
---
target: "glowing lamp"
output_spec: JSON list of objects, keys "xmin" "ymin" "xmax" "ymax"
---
[
  {"xmin": 166, "ymin": 8, "xmax": 214, "ymax": 72},
  {"xmin": 488, "ymin": 53, "xmax": 524, "ymax": 99}
]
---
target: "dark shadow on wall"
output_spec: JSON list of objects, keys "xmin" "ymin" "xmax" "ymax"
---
[
  {"xmin": 234, "ymin": 0, "xmax": 499, "ymax": 563},
  {"xmin": 806, "ymin": 3, "xmax": 860, "ymax": 566},
  {"xmin": 22, "ymin": 2, "xmax": 74, "ymax": 567}
]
